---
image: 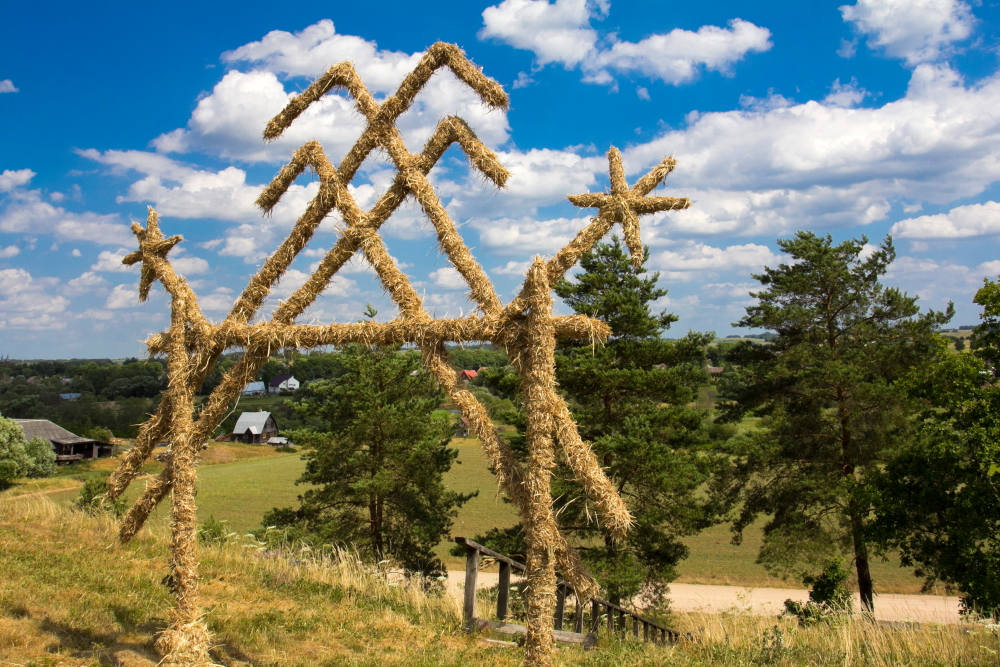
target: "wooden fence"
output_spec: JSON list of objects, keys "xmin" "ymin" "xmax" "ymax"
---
[{"xmin": 455, "ymin": 537, "xmax": 683, "ymax": 647}]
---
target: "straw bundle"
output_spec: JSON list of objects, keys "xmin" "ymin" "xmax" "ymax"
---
[{"xmin": 106, "ymin": 41, "xmax": 690, "ymax": 666}]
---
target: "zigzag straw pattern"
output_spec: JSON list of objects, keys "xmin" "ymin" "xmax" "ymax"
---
[{"xmin": 106, "ymin": 41, "xmax": 689, "ymax": 667}]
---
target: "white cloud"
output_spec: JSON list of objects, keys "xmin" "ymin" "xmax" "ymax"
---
[
  {"xmin": 91, "ymin": 248, "xmax": 137, "ymax": 273},
  {"xmin": 650, "ymin": 242, "xmax": 780, "ymax": 280},
  {"xmin": 841, "ymin": 0, "xmax": 975, "ymax": 65},
  {"xmin": 0, "ymin": 186, "xmax": 132, "ymax": 245},
  {"xmin": 0, "ymin": 80, "xmax": 17, "ymax": 94},
  {"xmin": 0, "ymin": 268, "xmax": 70, "ymax": 330},
  {"xmin": 891, "ymin": 200, "xmax": 1000, "ymax": 238},
  {"xmin": 824, "ymin": 78, "xmax": 868, "ymax": 107},
  {"xmin": 70, "ymin": 249, "xmax": 81, "ymax": 257},
  {"xmin": 636, "ymin": 86, "xmax": 650, "ymax": 101},
  {"xmin": 153, "ymin": 20, "xmax": 510, "ymax": 165},
  {"xmin": 171, "ymin": 253, "xmax": 210, "ymax": 275},
  {"xmin": 492, "ymin": 260, "xmax": 532, "ymax": 276},
  {"xmin": 62, "ymin": 271, "xmax": 108, "ymax": 297},
  {"xmin": 0, "ymin": 245, "xmax": 19, "ymax": 259},
  {"xmin": 197, "ymin": 287, "xmax": 235, "ymax": 312},
  {"xmin": 0, "ymin": 169, "xmax": 35, "ymax": 192},
  {"xmin": 428, "ymin": 266, "xmax": 469, "ymax": 290},
  {"xmin": 106, "ymin": 284, "xmax": 139, "ymax": 310},
  {"xmin": 480, "ymin": 1, "xmax": 771, "ymax": 85},
  {"xmin": 481, "ymin": 0, "xmax": 601, "ymax": 67},
  {"xmin": 474, "ymin": 215, "xmax": 593, "ymax": 255}
]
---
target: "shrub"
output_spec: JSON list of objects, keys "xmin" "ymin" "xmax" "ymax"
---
[
  {"xmin": 74, "ymin": 477, "xmax": 126, "ymax": 518},
  {"xmin": 23, "ymin": 437, "xmax": 57, "ymax": 478},
  {"xmin": 783, "ymin": 559, "xmax": 853, "ymax": 626},
  {"xmin": 199, "ymin": 515, "xmax": 236, "ymax": 545}
]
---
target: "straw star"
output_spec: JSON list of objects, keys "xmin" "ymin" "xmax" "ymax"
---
[
  {"xmin": 122, "ymin": 207, "xmax": 182, "ymax": 301},
  {"xmin": 567, "ymin": 146, "xmax": 690, "ymax": 267}
]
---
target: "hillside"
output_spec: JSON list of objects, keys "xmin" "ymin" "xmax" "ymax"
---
[{"xmin": 0, "ymin": 497, "xmax": 997, "ymax": 666}]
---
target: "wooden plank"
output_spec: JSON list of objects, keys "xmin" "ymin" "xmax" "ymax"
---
[
  {"xmin": 643, "ymin": 621, "xmax": 649, "ymax": 642},
  {"xmin": 632, "ymin": 615, "xmax": 639, "ymax": 638},
  {"xmin": 591, "ymin": 599, "xmax": 600, "ymax": 635},
  {"xmin": 475, "ymin": 619, "xmax": 597, "ymax": 648},
  {"xmin": 463, "ymin": 545, "xmax": 479, "ymax": 631},
  {"xmin": 554, "ymin": 584, "xmax": 566, "ymax": 631},
  {"xmin": 497, "ymin": 561, "xmax": 510, "ymax": 621},
  {"xmin": 455, "ymin": 537, "xmax": 526, "ymax": 570},
  {"xmin": 574, "ymin": 596, "xmax": 584, "ymax": 634}
]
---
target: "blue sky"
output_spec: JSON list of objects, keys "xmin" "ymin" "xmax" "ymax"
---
[{"xmin": 3, "ymin": 0, "xmax": 1000, "ymax": 358}]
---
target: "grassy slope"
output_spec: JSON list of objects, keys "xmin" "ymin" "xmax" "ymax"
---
[
  {"xmin": 0, "ymin": 498, "xmax": 995, "ymax": 667},
  {"xmin": 12, "ymin": 437, "xmax": 930, "ymax": 594}
]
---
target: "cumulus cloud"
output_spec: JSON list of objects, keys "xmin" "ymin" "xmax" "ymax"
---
[
  {"xmin": 62, "ymin": 271, "xmax": 108, "ymax": 297},
  {"xmin": 106, "ymin": 284, "xmax": 139, "ymax": 310},
  {"xmin": 428, "ymin": 266, "xmax": 469, "ymax": 290},
  {"xmin": 480, "ymin": 0, "xmax": 771, "ymax": 85},
  {"xmin": 0, "ymin": 268, "xmax": 70, "ymax": 330},
  {"xmin": 0, "ymin": 169, "xmax": 35, "ymax": 192},
  {"xmin": 153, "ymin": 20, "xmax": 510, "ymax": 164},
  {"xmin": 0, "ymin": 80, "xmax": 17, "ymax": 93},
  {"xmin": 650, "ymin": 242, "xmax": 780, "ymax": 280},
  {"xmin": 841, "ymin": 0, "xmax": 976, "ymax": 65},
  {"xmin": 0, "ymin": 245, "xmax": 19, "ymax": 259},
  {"xmin": 0, "ymin": 186, "xmax": 132, "ymax": 245},
  {"xmin": 891, "ymin": 200, "xmax": 1000, "ymax": 238},
  {"xmin": 91, "ymin": 248, "xmax": 137, "ymax": 273}
]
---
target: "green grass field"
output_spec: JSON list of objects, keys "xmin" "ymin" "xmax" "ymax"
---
[{"xmin": 28, "ymin": 433, "xmax": 933, "ymax": 594}]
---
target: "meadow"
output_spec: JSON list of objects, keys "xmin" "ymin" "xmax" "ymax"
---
[
  {"xmin": 0, "ymin": 496, "xmax": 994, "ymax": 667},
  {"xmin": 6, "ymin": 436, "xmax": 932, "ymax": 595}
]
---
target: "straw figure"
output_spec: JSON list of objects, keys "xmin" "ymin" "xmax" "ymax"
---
[{"xmin": 104, "ymin": 42, "xmax": 690, "ymax": 667}]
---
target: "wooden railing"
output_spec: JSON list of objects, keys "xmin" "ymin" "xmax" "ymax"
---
[{"xmin": 455, "ymin": 537, "xmax": 682, "ymax": 646}]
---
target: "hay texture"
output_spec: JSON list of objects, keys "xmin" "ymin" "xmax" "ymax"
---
[{"xmin": 107, "ymin": 41, "xmax": 690, "ymax": 667}]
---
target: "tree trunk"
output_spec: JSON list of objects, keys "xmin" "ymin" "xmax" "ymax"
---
[{"xmin": 851, "ymin": 512, "xmax": 875, "ymax": 613}]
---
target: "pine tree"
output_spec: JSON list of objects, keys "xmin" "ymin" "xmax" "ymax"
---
[
  {"xmin": 262, "ymin": 343, "xmax": 474, "ymax": 575},
  {"xmin": 718, "ymin": 232, "xmax": 952, "ymax": 612}
]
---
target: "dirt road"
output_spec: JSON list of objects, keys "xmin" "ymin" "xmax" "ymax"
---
[{"xmin": 447, "ymin": 571, "xmax": 962, "ymax": 624}]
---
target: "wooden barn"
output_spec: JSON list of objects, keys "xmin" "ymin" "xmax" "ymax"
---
[
  {"xmin": 14, "ymin": 419, "xmax": 114, "ymax": 463},
  {"xmin": 231, "ymin": 411, "xmax": 278, "ymax": 444}
]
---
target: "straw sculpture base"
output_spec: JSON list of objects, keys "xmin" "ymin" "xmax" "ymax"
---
[{"xmin": 105, "ymin": 42, "xmax": 689, "ymax": 666}]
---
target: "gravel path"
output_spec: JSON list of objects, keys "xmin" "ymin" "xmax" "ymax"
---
[{"xmin": 447, "ymin": 571, "xmax": 962, "ymax": 624}]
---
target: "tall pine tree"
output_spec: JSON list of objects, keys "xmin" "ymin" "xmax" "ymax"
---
[{"xmin": 718, "ymin": 232, "xmax": 952, "ymax": 612}]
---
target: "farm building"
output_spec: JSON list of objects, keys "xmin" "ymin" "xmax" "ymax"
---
[
  {"xmin": 268, "ymin": 374, "xmax": 299, "ymax": 395},
  {"xmin": 231, "ymin": 411, "xmax": 278, "ymax": 444},
  {"xmin": 242, "ymin": 381, "xmax": 265, "ymax": 396},
  {"xmin": 14, "ymin": 419, "xmax": 113, "ymax": 463},
  {"xmin": 456, "ymin": 369, "xmax": 478, "ymax": 381}
]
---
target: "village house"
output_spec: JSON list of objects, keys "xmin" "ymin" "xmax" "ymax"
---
[
  {"xmin": 230, "ymin": 411, "xmax": 279, "ymax": 444},
  {"xmin": 456, "ymin": 369, "xmax": 478, "ymax": 382},
  {"xmin": 242, "ymin": 381, "xmax": 265, "ymax": 396},
  {"xmin": 15, "ymin": 419, "xmax": 114, "ymax": 463},
  {"xmin": 268, "ymin": 374, "xmax": 299, "ymax": 395}
]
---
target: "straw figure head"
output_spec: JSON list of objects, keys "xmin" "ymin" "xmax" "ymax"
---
[{"xmin": 105, "ymin": 40, "xmax": 690, "ymax": 667}]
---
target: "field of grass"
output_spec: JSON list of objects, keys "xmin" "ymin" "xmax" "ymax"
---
[
  {"xmin": 4, "ymin": 435, "xmax": 932, "ymax": 594},
  {"xmin": 0, "ymin": 497, "xmax": 996, "ymax": 666}
]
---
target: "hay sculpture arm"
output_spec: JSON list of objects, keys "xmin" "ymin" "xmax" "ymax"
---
[{"xmin": 106, "ymin": 41, "xmax": 691, "ymax": 667}]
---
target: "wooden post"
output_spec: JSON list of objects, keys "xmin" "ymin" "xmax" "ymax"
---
[
  {"xmin": 591, "ymin": 599, "xmax": 601, "ymax": 635},
  {"xmin": 618, "ymin": 609, "xmax": 626, "ymax": 634},
  {"xmin": 574, "ymin": 596, "xmax": 584, "ymax": 634},
  {"xmin": 643, "ymin": 621, "xmax": 649, "ymax": 642},
  {"xmin": 554, "ymin": 584, "xmax": 566, "ymax": 630},
  {"xmin": 497, "ymin": 561, "xmax": 510, "ymax": 621},
  {"xmin": 660, "ymin": 627, "xmax": 666, "ymax": 644},
  {"xmin": 607, "ymin": 605, "xmax": 615, "ymax": 633},
  {"xmin": 632, "ymin": 616, "xmax": 639, "ymax": 638},
  {"xmin": 463, "ymin": 545, "xmax": 479, "ymax": 631}
]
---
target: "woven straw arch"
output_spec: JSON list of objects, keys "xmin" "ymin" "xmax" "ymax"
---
[{"xmin": 105, "ymin": 42, "xmax": 690, "ymax": 666}]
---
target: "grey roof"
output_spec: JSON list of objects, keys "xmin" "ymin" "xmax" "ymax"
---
[
  {"xmin": 232, "ymin": 411, "xmax": 274, "ymax": 435},
  {"xmin": 14, "ymin": 419, "xmax": 101, "ymax": 445},
  {"xmin": 243, "ymin": 381, "xmax": 265, "ymax": 392},
  {"xmin": 269, "ymin": 374, "xmax": 294, "ymax": 387}
]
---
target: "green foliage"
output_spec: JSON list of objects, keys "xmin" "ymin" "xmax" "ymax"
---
[
  {"xmin": 22, "ymin": 436, "xmax": 57, "ymax": 478},
  {"xmin": 262, "ymin": 342, "xmax": 475, "ymax": 575},
  {"xmin": 0, "ymin": 413, "xmax": 31, "ymax": 487},
  {"xmin": 954, "ymin": 337, "xmax": 966, "ymax": 351},
  {"xmin": 867, "ymin": 351, "xmax": 1000, "ymax": 618},
  {"xmin": 74, "ymin": 477, "xmax": 126, "ymax": 518},
  {"xmin": 447, "ymin": 346, "xmax": 508, "ymax": 372},
  {"xmin": 782, "ymin": 560, "xmax": 854, "ymax": 626},
  {"xmin": 199, "ymin": 515, "xmax": 236, "ymax": 545},
  {"xmin": 972, "ymin": 276, "xmax": 1000, "ymax": 373},
  {"xmin": 717, "ymin": 232, "xmax": 952, "ymax": 611}
]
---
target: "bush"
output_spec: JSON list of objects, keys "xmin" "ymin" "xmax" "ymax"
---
[
  {"xmin": 0, "ymin": 459, "xmax": 18, "ymax": 488},
  {"xmin": 782, "ymin": 559, "xmax": 853, "ymax": 626},
  {"xmin": 275, "ymin": 446, "xmax": 296, "ymax": 453},
  {"xmin": 22, "ymin": 437, "xmax": 56, "ymax": 478},
  {"xmin": 198, "ymin": 515, "xmax": 236, "ymax": 545},
  {"xmin": 74, "ymin": 477, "xmax": 126, "ymax": 518}
]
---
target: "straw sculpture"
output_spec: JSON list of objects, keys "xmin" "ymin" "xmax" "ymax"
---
[{"xmin": 105, "ymin": 41, "xmax": 690, "ymax": 666}]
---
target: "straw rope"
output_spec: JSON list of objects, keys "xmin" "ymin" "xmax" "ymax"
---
[{"xmin": 107, "ymin": 42, "xmax": 690, "ymax": 666}]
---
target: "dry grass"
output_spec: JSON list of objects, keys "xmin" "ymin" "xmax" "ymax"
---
[{"xmin": 0, "ymin": 497, "xmax": 996, "ymax": 666}]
